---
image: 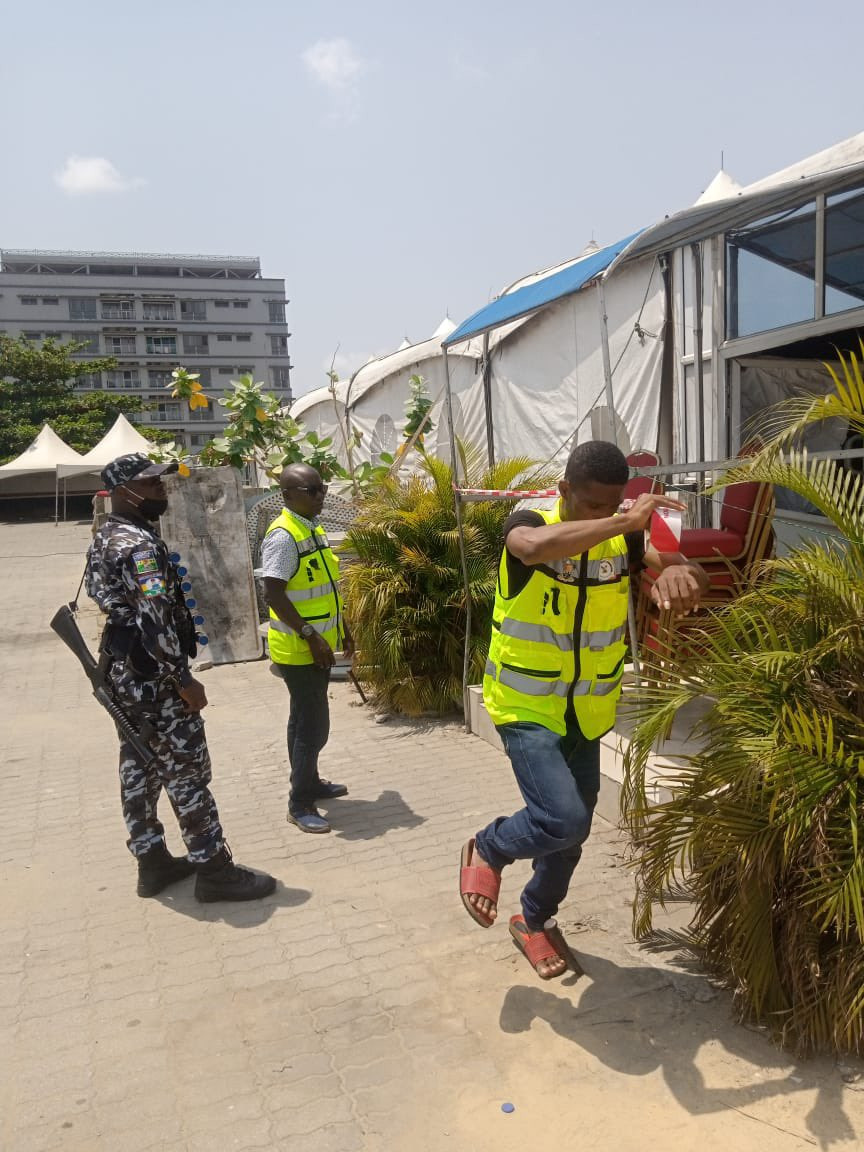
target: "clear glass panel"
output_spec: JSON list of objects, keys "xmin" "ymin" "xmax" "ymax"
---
[
  {"xmin": 726, "ymin": 202, "xmax": 816, "ymax": 339},
  {"xmin": 824, "ymin": 186, "xmax": 864, "ymax": 317}
]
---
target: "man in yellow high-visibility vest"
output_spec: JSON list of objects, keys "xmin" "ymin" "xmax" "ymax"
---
[
  {"xmin": 460, "ymin": 441, "xmax": 709, "ymax": 978},
  {"xmin": 262, "ymin": 464, "xmax": 354, "ymax": 834}
]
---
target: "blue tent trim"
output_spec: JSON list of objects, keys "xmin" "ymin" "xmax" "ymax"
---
[{"xmin": 443, "ymin": 229, "xmax": 644, "ymax": 348}]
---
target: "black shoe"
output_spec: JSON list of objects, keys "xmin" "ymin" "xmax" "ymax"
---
[
  {"xmin": 314, "ymin": 779, "xmax": 349, "ymax": 800},
  {"xmin": 287, "ymin": 808, "xmax": 331, "ymax": 834},
  {"xmin": 136, "ymin": 842, "xmax": 196, "ymax": 898},
  {"xmin": 194, "ymin": 846, "xmax": 277, "ymax": 903}
]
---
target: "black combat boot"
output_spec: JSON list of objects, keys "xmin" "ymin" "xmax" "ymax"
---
[
  {"xmin": 194, "ymin": 846, "xmax": 277, "ymax": 903},
  {"xmin": 136, "ymin": 842, "xmax": 196, "ymax": 898}
]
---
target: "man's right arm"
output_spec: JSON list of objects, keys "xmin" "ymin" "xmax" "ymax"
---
[{"xmin": 507, "ymin": 493, "xmax": 687, "ymax": 566}]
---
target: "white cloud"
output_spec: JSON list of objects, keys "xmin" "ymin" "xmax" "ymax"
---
[
  {"xmin": 303, "ymin": 38, "xmax": 366, "ymax": 96},
  {"xmin": 55, "ymin": 156, "xmax": 144, "ymax": 195}
]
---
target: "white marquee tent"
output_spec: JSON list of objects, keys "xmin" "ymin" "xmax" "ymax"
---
[
  {"xmin": 56, "ymin": 413, "xmax": 154, "ymax": 480},
  {"xmin": 289, "ymin": 381, "xmax": 352, "ymax": 470},
  {"xmin": 0, "ymin": 424, "xmax": 84, "ymax": 477}
]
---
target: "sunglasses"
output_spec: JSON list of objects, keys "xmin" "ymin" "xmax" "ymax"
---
[{"xmin": 286, "ymin": 484, "xmax": 328, "ymax": 497}]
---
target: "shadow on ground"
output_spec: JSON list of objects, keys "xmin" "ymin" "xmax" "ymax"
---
[
  {"xmin": 324, "ymin": 788, "xmax": 426, "ymax": 841},
  {"xmin": 499, "ymin": 949, "xmax": 856, "ymax": 1149},
  {"xmin": 152, "ymin": 879, "xmax": 311, "ymax": 926}
]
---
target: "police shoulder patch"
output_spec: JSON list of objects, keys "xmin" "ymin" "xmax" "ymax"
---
[{"xmin": 138, "ymin": 574, "xmax": 167, "ymax": 597}]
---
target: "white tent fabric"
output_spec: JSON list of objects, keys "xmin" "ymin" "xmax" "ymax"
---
[
  {"xmin": 476, "ymin": 255, "xmax": 665, "ymax": 466},
  {"xmin": 289, "ymin": 382, "xmax": 351, "ymax": 469},
  {"xmin": 345, "ymin": 318, "xmax": 485, "ymax": 466},
  {"xmin": 0, "ymin": 424, "xmax": 83, "ymax": 478},
  {"xmin": 56, "ymin": 414, "xmax": 155, "ymax": 478}
]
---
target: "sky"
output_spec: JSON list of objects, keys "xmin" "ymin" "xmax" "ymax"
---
[{"xmin": 1, "ymin": 0, "xmax": 862, "ymax": 397}]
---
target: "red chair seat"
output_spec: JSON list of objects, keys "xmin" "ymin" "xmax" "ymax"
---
[{"xmin": 678, "ymin": 528, "xmax": 744, "ymax": 559}]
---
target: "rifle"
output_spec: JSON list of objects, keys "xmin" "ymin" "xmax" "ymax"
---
[{"xmin": 50, "ymin": 604, "xmax": 157, "ymax": 766}]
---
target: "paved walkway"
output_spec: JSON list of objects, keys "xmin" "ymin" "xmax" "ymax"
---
[{"xmin": 2, "ymin": 521, "xmax": 862, "ymax": 1152}]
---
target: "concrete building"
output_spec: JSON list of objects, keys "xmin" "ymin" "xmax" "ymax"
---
[{"xmin": 0, "ymin": 249, "xmax": 292, "ymax": 452}]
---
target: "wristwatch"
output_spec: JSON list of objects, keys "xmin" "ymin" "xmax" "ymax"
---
[{"xmin": 299, "ymin": 623, "xmax": 316, "ymax": 639}]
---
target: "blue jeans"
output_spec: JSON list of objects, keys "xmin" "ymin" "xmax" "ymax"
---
[
  {"xmin": 475, "ymin": 720, "xmax": 600, "ymax": 930},
  {"xmin": 273, "ymin": 663, "xmax": 331, "ymax": 810}
]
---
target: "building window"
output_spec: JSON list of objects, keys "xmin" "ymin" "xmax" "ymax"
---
[
  {"xmin": 151, "ymin": 401, "xmax": 182, "ymax": 423},
  {"xmin": 183, "ymin": 334, "xmax": 209, "ymax": 355},
  {"xmin": 102, "ymin": 299, "xmax": 135, "ymax": 321},
  {"xmin": 824, "ymin": 187, "xmax": 864, "ymax": 316},
  {"xmin": 69, "ymin": 297, "xmax": 97, "ymax": 320},
  {"xmin": 106, "ymin": 335, "xmax": 137, "ymax": 355},
  {"xmin": 268, "ymin": 301, "xmax": 286, "ymax": 323},
  {"xmin": 188, "ymin": 432, "xmax": 212, "ymax": 449},
  {"xmin": 76, "ymin": 332, "xmax": 100, "ymax": 354},
  {"xmin": 20, "ymin": 296, "xmax": 38, "ymax": 305},
  {"xmin": 44, "ymin": 332, "xmax": 63, "ymax": 341},
  {"xmin": 271, "ymin": 366, "xmax": 291, "ymax": 390},
  {"xmin": 146, "ymin": 334, "xmax": 178, "ymax": 355},
  {"xmin": 180, "ymin": 300, "xmax": 207, "ymax": 321},
  {"xmin": 73, "ymin": 372, "xmax": 102, "ymax": 390},
  {"xmin": 41, "ymin": 297, "xmax": 60, "ymax": 305},
  {"xmin": 218, "ymin": 366, "xmax": 235, "ymax": 375},
  {"xmin": 216, "ymin": 333, "xmax": 232, "ymax": 342},
  {"xmin": 22, "ymin": 331, "xmax": 41, "ymax": 342},
  {"xmin": 143, "ymin": 300, "xmax": 175, "ymax": 321},
  {"xmin": 148, "ymin": 369, "xmax": 173, "ymax": 388},
  {"xmin": 189, "ymin": 397, "xmax": 215, "ymax": 422},
  {"xmin": 237, "ymin": 365, "xmax": 253, "ymax": 373},
  {"xmin": 232, "ymin": 300, "xmax": 249, "ymax": 309},
  {"xmin": 235, "ymin": 333, "xmax": 252, "ymax": 343},
  {"xmin": 214, "ymin": 300, "xmax": 230, "ymax": 309},
  {"xmin": 726, "ymin": 202, "xmax": 817, "ymax": 340},
  {"xmin": 106, "ymin": 369, "xmax": 141, "ymax": 389},
  {"xmin": 270, "ymin": 334, "xmax": 288, "ymax": 356}
]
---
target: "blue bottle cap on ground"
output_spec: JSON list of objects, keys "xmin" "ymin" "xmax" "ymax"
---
[
  {"xmin": 501, "ymin": 1103, "xmax": 515, "ymax": 1114},
  {"xmin": 193, "ymin": 614, "xmax": 205, "ymax": 625},
  {"xmin": 176, "ymin": 565, "xmax": 187, "ymax": 576},
  {"xmin": 185, "ymin": 598, "xmax": 196, "ymax": 608},
  {"xmin": 169, "ymin": 552, "xmax": 181, "ymax": 562},
  {"xmin": 181, "ymin": 581, "xmax": 192, "ymax": 592},
  {"xmin": 197, "ymin": 634, "xmax": 209, "ymax": 646}
]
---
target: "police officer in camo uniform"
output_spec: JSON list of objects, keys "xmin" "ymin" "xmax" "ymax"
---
[{"xmin": 86, "ymin": 453, "xmax": 276, "ymax": 902}]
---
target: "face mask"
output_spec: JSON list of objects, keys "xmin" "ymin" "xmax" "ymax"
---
[{"xmin": 122, "ymin": 489, "xmax": 168, "ymax": 520}]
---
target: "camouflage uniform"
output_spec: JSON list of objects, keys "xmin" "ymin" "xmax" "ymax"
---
[{"xmin": 86, "ymin": 514, "xmax": 224, "ymax": 864}]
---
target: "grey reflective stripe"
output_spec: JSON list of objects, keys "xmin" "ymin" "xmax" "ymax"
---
[
  {"xmin": 580, "ymin": 624, "xmax": 626, "ymax": 651},
  {"xmin": 485, "ymin": 660, "xmax": 622, "ymax": 699},
  {"xmin": 593, "ymin": 675, "xmax": 623, "ymax": 696},
  {"xmin": 586, "ymin": 555, "xmax": 626, "ymax": 581},
  {"xmin": 270, "ymin": 614, "xmax": 340, "ymax": 636},
  {"xmin": 497, "ymin": 618, "xmax": 625, "ymax": 652},
  {"xmin": 296, "ymin": 532, "xmax": 330, "ymax": 556},
  {"xmin": 286, "ymin": 582, "xmax": 332, "ymax": 602},
  {"xmin": 498, "ymin": 618, "xmax": 573, "ymax": 650}
]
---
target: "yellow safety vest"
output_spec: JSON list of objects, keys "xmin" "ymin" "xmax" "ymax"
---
[
  {"xmin": 483, "ymin": 502, "xmax": 629, "ymax": 739},
  {"xmin": 265, "ymin": 507, "xmax": 343, "ymax": 666}
]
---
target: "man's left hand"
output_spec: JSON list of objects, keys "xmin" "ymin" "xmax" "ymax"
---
[{"xmin": 650, "ymin": 565, "xmax": 703, "ymax": 615}]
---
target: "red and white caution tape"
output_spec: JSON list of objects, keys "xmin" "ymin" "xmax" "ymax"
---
[{"xmin": 453, "ymin": 486, "xmax": 559, "ymax": 502}]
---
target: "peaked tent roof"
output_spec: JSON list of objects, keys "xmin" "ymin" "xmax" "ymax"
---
[
  {"xmin": 694, "ymin": 169, "xmax": 743, "ymax": 205},
  {"xmin": 0, "ymin": 424, "xmax": 84, "ymax": 477},
  {"xmin": 290, "ymin": 380, "xmax": 349, "ymax": 420},
  {"xmin": 443, "ymin": 230, "xmax": 643, "ymax": 347},
  {"xmin": 56, "ymin": 414, "xmax": 155, "ymax": 478}
]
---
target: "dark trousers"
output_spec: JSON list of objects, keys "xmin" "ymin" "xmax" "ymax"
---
[
  {"xmin": 475, "ymin": 719, "xmax": 600, "ymax": 929},
  {"xmin": 274, "ymin": 663, "xmax": 332, "ymax": 810}
]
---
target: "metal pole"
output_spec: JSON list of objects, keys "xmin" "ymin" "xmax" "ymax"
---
[
  {"xmin": 597, "ymin": 276, "xmax": 641, "ymax": 684},
  {"xmin": 444, "ymin": 347, "xmax": 474, "ymax": 731},
  {"xmin": 596, "ymin": 278, "xmax": 617, "ymax": 438},
  {"xmin": 54, "ymin": 470, "xmax": 59, "ymax": 526},
  {"xmin": 692, "ymin": 242, "xmax": 706, "ymax": 466},
  {"xmin": 63, "ymin": 477, "xmax": 68, "ymax": 522},
  {"xmin": 481, "ymin": 331, "xmax": 495, "ymax": 468}
]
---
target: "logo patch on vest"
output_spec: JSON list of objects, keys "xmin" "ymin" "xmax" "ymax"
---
[
  {"xmin": 597, "ymin": 558, "xmax": 616, "ymax": 582},
  {"xmin": 138, "ymin": 574, "xmax": 166, "ymax": 597}
]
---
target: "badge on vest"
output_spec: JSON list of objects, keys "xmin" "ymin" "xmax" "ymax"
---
[
  {"xmin": 597, "ymin": 558, "xmax": 616, "ymax": 582},
  {"xmin": 138, "ymin": 574, "xmax": 166, "ymax": 597}
]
